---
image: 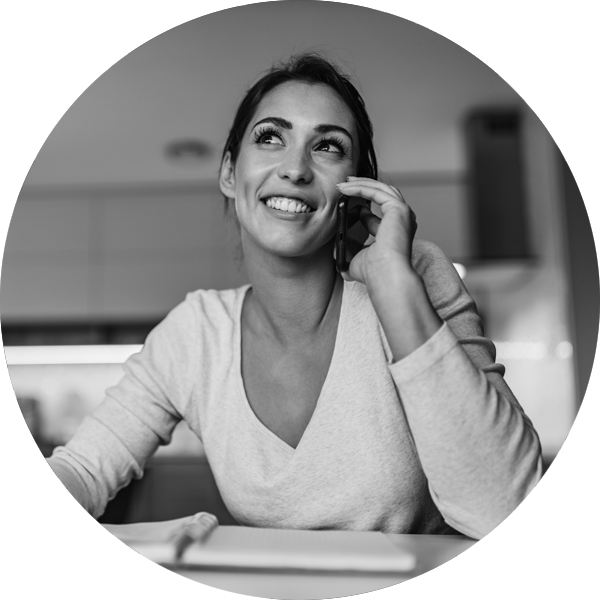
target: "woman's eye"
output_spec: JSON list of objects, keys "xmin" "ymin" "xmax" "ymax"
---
[
  {"xmin": 315, "ymin": 140, "xmax": 346, "ymax": 155},
  {"xmin": 254, "ymin": 128, "xmax": 284, "ymax": 145},
  {"xmin": 261, "ymin": 134, "xmax": 283, "ymax": 144}
]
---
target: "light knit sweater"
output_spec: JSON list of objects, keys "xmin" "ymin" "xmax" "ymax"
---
[{"xmin": 48, "ymin": 240, "xmax": 542, "ymax": 539}]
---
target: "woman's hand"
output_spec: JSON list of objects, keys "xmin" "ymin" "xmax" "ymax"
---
[
  {"xmin": 548, "ymin": 90, "xmax": 580, "ymax": 160},
  {"xmin": 335, "ymin": 176, "xmax": 417, "ymax": 288}
]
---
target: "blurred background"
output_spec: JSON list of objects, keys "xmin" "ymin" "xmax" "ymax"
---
[{"xmin": 1, "ymin": 2, "xmax": 597, "ymax": 524}]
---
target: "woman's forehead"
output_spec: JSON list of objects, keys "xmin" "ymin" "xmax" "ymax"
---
[{"xmin": 251, "ymin": 82, "xmax": 356, "ymax": 135}]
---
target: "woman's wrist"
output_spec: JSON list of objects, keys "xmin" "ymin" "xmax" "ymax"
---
[
  {"xmin": 365, "ymin": 257, "xmax": 443, "ymax": 362},
  {"xmin": 363, "ymin": 253, "xmax": 415, "ymax": 295}
]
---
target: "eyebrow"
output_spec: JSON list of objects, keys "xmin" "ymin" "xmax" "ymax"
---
[{"xmin": 251, "ymin": 117, "xmax": 353, "ymax": 140}]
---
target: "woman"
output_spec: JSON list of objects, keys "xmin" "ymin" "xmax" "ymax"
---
[
  {"xmin": 386, "ymin": 0, "xmax": 600, "ymax": 159},
  {"xmin": 48, "ymin": 53, "xmax": 542, "ymax": 540}
]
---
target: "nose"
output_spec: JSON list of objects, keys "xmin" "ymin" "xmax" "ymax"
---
[{"xmin": 276, "ymin": 146, "xmax": 313, "ymax": 184}]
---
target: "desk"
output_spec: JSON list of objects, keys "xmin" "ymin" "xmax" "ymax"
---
[{"xmin": 0, "ymin": 484, "xmax": 137, "ymax": 580}]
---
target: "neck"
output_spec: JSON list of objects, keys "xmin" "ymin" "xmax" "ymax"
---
[{"xmin": 242, "ymin": 239, "xmax": 343, "ymax": 343}]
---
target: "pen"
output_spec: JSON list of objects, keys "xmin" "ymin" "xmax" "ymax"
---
[
  {"xmin": 173, "ymin": 512, "xmax": 219, "ymax": 561},
  {"xmin": 556, "ymin": 455, "xmax": 575, "ymax": 465}
]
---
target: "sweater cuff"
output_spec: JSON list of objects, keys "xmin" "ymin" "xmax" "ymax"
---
[
  {"xmin": 388, "ymin": 322, "xmax": 458, "ymax": 383},
  {"xmin": 47, "ymin": 455, "xmax": 93, "ymax": 513},
  {"xmin": 550, "ymin": 63, "xmax": 600, "ymax": 100}
]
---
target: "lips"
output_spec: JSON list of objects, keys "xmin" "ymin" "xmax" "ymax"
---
[{"xmin": 261, "ymin": 195, "xmax": 315, "ymax": 213}]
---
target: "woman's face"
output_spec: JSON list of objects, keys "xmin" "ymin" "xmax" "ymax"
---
[
  {"xmin": 571, "ymin": 558, "xmax": 600, "ymax": 600},
  {"xmin": 220, "ymin": 82, "xmax": 359, "ymax": 259}
]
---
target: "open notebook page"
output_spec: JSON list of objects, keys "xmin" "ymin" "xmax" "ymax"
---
[{"xmin": 124, "ymin": 525, "xmax": 416, "ymax": 574}]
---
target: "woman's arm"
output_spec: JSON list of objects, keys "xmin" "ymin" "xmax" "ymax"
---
[
  {"xmin": 389, "ymin": 242, "xmax": 542, "ymax": 539},
  {"xmin": 336, "ymin": 178, "xmax": 543, "ymax": 539},
  {"xmin": 47, "ymin": 297, "xmax": 199, "ymax": 519},
  {"xmin": 542, "ymin": 467, "xmax": 600, "ymax": 512}
]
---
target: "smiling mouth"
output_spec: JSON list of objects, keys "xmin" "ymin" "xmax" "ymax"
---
[{"xmin": 262, "ymin": 197, "xmax": 314, "ymax": 213}]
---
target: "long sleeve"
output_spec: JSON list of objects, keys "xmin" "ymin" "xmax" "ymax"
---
[
  {"xmin": 47, "ymin": 297, "xmax": 200, "ymax": 519},
  {"xmin": 388, "ymin": 239, "xmax": 543, "ymax": 539}
]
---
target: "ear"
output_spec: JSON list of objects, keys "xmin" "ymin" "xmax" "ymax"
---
[{"xmin": 219, "ymin": 152, "xmax": 236, "ymax": 200}]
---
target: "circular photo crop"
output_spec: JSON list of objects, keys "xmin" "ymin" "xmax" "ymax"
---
[{"xmin": 2, "ymin": 2, "xmax": 597, "ymax": 599}]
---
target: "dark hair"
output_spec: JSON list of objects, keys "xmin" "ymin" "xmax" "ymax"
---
[{"xmin": 221, "ymin": 53, "xmax": 378, "ymax": 200}]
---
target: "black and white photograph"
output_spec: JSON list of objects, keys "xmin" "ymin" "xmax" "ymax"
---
[{"xmin": 1, "ymin": 2, "xmax": 598, "ymax": 599}]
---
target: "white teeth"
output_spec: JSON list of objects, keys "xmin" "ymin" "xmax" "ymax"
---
[{"xmin": 264, "ymin": 197, "xmax": 312, "ymax": 213}]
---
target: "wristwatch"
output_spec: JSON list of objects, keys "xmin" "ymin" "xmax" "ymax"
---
[{"xmin": 460, "ymin": 565, "xmax": 485, "ymax": 579}]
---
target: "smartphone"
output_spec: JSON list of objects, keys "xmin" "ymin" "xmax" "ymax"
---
[
  {"xmin": 335, "ymin": 196, "xmax": 371, "ymax": 273},
  {"xmin": 335, "ymin": 195, "xmax": 350, "ymax": 272}
]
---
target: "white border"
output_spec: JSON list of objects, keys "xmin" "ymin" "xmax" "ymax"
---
[{"xmin": 0, "ymin": 473, "xmax": 65, "ymax": 488}]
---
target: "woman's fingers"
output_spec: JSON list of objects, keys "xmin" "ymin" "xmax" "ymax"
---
[
  {"xmin": 359, "ymin": 205, "xmax": 380, "ymax": 237},
  {"xmin": 347, "ymin": 204, "xmax": 380, "ymax": 232},
  {"xmin": 336, "ymin": 178, "xmax": 406, "ymax": 210}
]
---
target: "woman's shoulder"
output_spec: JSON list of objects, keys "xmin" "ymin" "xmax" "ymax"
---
[
  {"xmin": 183, "ymin": 284, "xmax": 250, "ymax": 313},
  {"xmin": 153, "ymin": 284, "xmax": 250, "ymax": 339}
]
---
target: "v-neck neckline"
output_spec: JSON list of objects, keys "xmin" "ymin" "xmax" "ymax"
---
[{"xmin": 234, "ymin": 279, "xmax": 351, "ymax": 454}]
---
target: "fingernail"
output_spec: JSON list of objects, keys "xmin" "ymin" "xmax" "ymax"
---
[{"xmin": 347, "ymin": 176, "xmax": 357, "ymax": 180}]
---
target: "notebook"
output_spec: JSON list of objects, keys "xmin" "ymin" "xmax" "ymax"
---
[{"xmin": 110, "ymin": 522, "xmax": 416, "ymax": 574}]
